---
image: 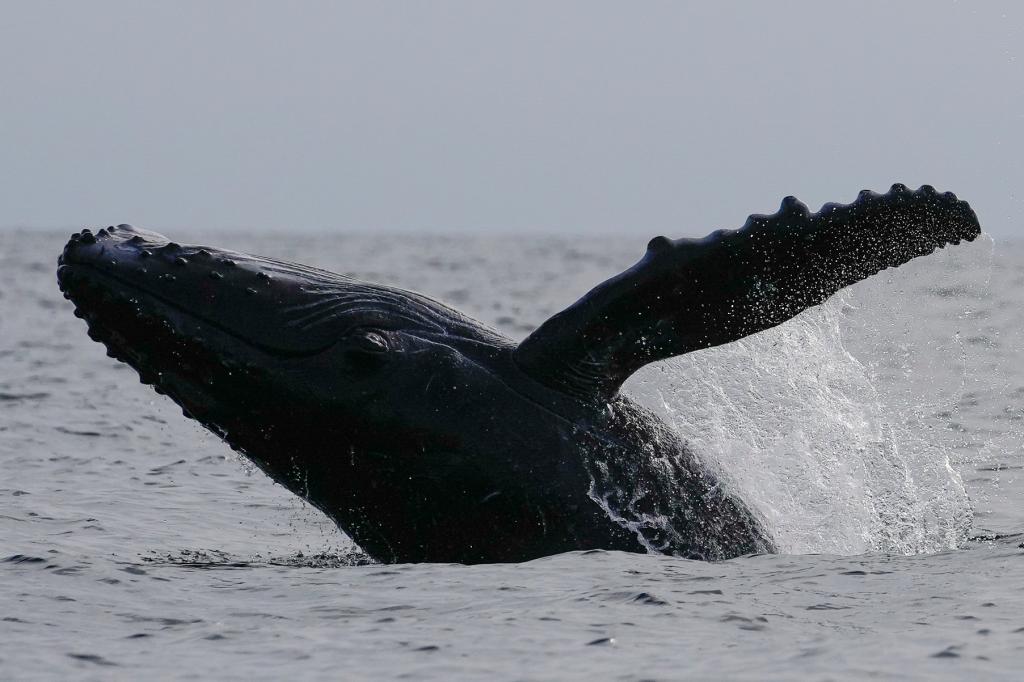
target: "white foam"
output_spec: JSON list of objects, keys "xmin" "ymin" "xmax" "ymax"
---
[{"xmin": 622, "ymin": 248, "xmax": 989, "ymax": 556}]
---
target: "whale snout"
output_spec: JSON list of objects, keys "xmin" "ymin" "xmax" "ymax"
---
[
  {"xmin": 58, "ymin": 223, "xmax": 246, "ymax": 300},
  {"xmin": 57, "ymin": 224, "xmax": 349, "ymax": 358}
]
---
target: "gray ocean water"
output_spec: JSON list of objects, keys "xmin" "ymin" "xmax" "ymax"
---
[{"xmin": 2, "ymin": 228, "xmax": 1023, "ymax": 680}]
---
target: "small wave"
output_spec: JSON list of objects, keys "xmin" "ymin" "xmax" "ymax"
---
[
  {"xmin": 0, "ymin": 392, "xmax": 50, "ymax": 401},
  {"xmin": 139, "ymin": 548, "xmax": 374, "ymax": 569},
  {"xmin": 67, "ymin": 653, "xmax": 118, "ymax": 666},
  {"xmin": 3, "ymin": 554, "xmax": 47, "ymax": 564}
]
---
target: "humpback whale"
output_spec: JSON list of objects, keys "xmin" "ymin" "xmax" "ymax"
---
[{"xmin": 56, "ymin": 185, "xmax": 980, "ymax": 564}]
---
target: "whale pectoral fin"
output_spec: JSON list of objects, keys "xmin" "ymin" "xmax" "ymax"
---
[{"xmin": 514, "ymin": 184, "xmax": 981, "ymax": 401}]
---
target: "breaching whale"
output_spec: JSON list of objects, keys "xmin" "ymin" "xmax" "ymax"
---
[{"xmin": 56, "ymin": 184, "xmax": 980, "ymax": 563}]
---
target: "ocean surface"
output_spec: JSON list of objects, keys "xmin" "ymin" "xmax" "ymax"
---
[{"xmin": 2, "ymin": 228, "xmax": 1022, "ymax": 680}]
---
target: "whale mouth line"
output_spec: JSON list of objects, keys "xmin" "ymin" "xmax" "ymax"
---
[{"xmin": 58, "ymin": 262, "xmax": 338, "ymax": 359}]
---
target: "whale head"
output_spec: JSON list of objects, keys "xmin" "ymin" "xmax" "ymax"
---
[{"xmin": 56, "ymin": 225, "xmax": 574, "ymax": 561}]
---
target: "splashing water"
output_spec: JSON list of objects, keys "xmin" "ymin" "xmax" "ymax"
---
[
  {"xmin": 625, "ymin": 304, "xmax": 969, "ymax": 555},
  {"xmin": 622, "ymin": 239, "xmax": 995, "ymax": 556}
]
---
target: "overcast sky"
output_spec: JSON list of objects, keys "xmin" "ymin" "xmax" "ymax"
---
[{"xmin": 1, "ymin": 1, "xmax": 1020, "ymax": 236}]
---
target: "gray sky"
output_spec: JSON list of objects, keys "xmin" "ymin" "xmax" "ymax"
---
[{"xmin": 1, "ymin": 1, "xmax": 1021, "ymax": 236}]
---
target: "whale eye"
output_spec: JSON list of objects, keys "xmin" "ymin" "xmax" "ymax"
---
[
  {"xmin": 342, "ymin": 330, "xmax": 395, "ymax": 370},
  {"xmin": 351, "ymin": 330, "xmax": 390, "ymax": 354}
]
